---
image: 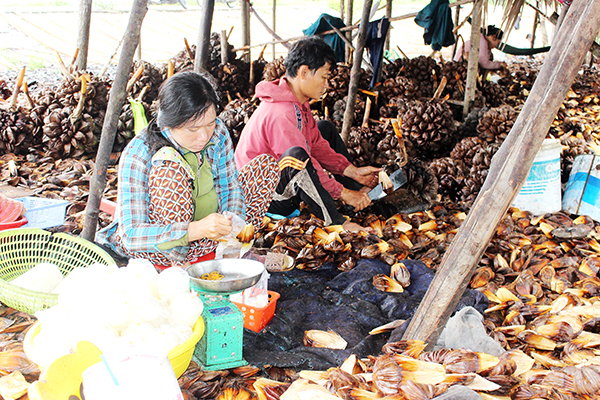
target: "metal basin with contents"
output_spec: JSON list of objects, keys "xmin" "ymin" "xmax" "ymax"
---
[{"xmin": 186, "ymin": 259, "xmax": 265, "ymax": 293}]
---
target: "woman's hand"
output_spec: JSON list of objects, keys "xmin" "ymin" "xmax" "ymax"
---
[
  {"xmin": 343, "ymin": 165, "xmax": 382, "ymax": 188},
  {"xmin": 188, "ymin": 213, "xmax": 233, "ymax": 242}
]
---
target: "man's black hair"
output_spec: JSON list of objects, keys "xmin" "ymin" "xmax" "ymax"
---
[
  {"xmin": 284, "ymin": 37, "xmax": 336, "ymax": 78},
  {"xmin": 484, "ymin": 25, "xmax": 504, "ymax": 40},
  {"xmin": 156, "ymin": 70, "xmax": 220, "ymax": 129}
]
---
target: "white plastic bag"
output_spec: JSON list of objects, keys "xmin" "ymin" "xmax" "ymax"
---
[
  {"xmin": 215, "ymin": 211, "xmax": 252, "ymax": 259},
  {"xmin": 230, "ymin": 270, "xmax": 270, "ymax": 308}
]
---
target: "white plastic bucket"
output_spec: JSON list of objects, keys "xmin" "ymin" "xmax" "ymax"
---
[
  {"xmin": 82, "ymin": 353, "xmax": 183, "ymax": 400},
  {"xmin": 562, "ymin": 154, "xmax": 600, "ymax": 221},
  {"xmin": 511, "ymin": 138, "xmax": 562, "ymax": 215}
]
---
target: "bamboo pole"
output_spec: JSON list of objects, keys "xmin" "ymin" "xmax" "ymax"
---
[
  {"xmin": 195, "ymin": 0, "xmax": 215, "ymax": 71},
  {"xmin": 451, "ymin": 5, "xmax": 461, "ymax": 58},
  {"xmin": 462, "ymin": 0, "xmax": 482, "ymax": 118},
  {"xmin": 402, "ymin": 0, "xmax": 600, "ymax": 348},
  {"xmin": 340, "ymin": 0, "xmax": 373, "ymax": 144},
  {"xmin": 385, "ymin": 0, "xmax": 392, "ymax": 52},
  {"xmin": 531, "ymin": 7, "xmax": 539, "ymax": 49},
  {"xmin": 82, "ymin": 0, "xmax": 149, "ymax": 242},
  {"xmin": 75, "ymin": 0, "xmax": 92, "ymax": 71}
]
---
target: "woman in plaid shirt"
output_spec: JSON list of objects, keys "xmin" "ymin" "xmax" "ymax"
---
[{"xmin": 97, "ymin": 71, "xmax": 279, "ymax": 268}]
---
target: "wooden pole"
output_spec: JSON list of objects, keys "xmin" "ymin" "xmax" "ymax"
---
[
  {"xmin": 220, "ymin": 29, "xmax": 229, "ymax": 64},
  {"xmin": 345, "ymin": 0, "xmax": 353, "ymax": 63},
  {"xmin": 241, "ymin": 0, "xmax": 251, "ymax": 62},
  {"xmin": 451, "ymin": 4, "xmax": 460, "ymax": 59},
  {"xmin": 402, "ymin": 0, "xmax": 600, "ymax": 348},
  {"xmin": 272, "ymin": 0, "xmax": 276, "ymax": 60},
  {"xmin": 75, "ymin": 0, "xmax": 92, "ymax": 71},
  {"xmin": 385, "ymin": 0, "xmax": 392, "ymax": 52},
  {"xmin": 82, "ymin": 0, "xmax": 148, "ymax": 242},
  {"xmin": 340, "ymin": 0, "xmax": 372, "ymax": 144},
  {"xmin": 531, "ymin": 8, "xmax": 539, "ymax": 49},
  {"xmin": 195, "ymin": 0, "xmax": 215, "ymax": 71},
  {"xmin": 462, "ymin": 0, "xmax": 482, "ymax": 118},
  {"xmin": 340, "ymin": 0, "xmax": 344, "ymax": 23},
  {"xmin": 553, "ymin": 2, "xmax": 570, "ymax": 44}
]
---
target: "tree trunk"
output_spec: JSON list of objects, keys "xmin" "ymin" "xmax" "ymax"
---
[
  {"xmin": 75, "ymin": 0, "xmax": 93, "ymax": 71},
  {"xmin": 195, "ymin": 0, "xmax": 215, "ymax": 71},
  {"xmin": 345, "ymin": 0, "xmax": 353, "ymax": 63},
  {"xmin": 402, "ymin": 0, "xmax": 600, "ymax": 348},
  {"xmin": 81, "ymin": 0, "xmax": 149, "ymax": 242},
  {"xmin": 340, "ymin": 0, "xmax": 372, "ymax": 144}
]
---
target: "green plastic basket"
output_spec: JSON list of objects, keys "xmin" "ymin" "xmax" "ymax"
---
[{"xmin": 0, "ymin": 228, "xmax": 116, "ymax": 315}]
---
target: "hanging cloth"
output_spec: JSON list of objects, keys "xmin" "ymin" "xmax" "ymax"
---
[
  {"xmin": 303, "ymin": 13, "xmax": 347, "ymax": 63},
  {"xmin": 414, "ymin": 0, "xmax": 455, "ymax": 51},
  {"xmin": 365, "ymin": 17, "xmax": 390, "ymax": 88}
]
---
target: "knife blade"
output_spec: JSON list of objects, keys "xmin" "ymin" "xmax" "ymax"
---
[{"xmin": 367, "ymin": 169, "xmax": 407, "ymax": 201}]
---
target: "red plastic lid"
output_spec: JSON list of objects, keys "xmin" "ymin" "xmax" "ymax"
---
[{"xmin": 0, "ymin": 215, "xmax": 28, "ymax": 231}]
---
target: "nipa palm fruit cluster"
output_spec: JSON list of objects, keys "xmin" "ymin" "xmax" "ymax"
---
[
  {"xmin": 397, "ymin": 99, "xmax": 458, "ymax": 159},
  {"xmin": 263, "ymin": 56, "xmax": 286, "ymax": 82},
  {"xmin": 400, "ymin": 55, "xmax": 441, "ymax": 98},
  {"xmin": 217, "ymin": 98, "xmax": 257, "ymax": 148},
  {"xmin": 0, "ymin": 108, "xmax": 43, "ymax": 155},
  {"xmin": 439, "ymin": 60, "xmax": 467, "ymax": 100},
  {"xmin": 36, "ymin": 73, "xmax": 109, "ymax": 160}
]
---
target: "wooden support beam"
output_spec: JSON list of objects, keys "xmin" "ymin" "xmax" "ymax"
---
[
  {"xmin": 220, "ymin": 29, "xmax": 229, "ymax": 64},
  {"xmin": 345, "ymin": 0, "xmax": 354, "ymax": 63},
  {"xmin": 385, "ymin": 0, "xmax": 392, "ymax": 52},
  {"xmin": 82, "ymin": 0, "xmax": 148, "ymax": 242},
  {"xmin": 462, "ymin": 0, "xmax": 482, "ymax": 118},
  {"xmin": 451, "ymin": 4, "xmax": 460, "ymax": 59},
  {"xmin": 340, "ymin": 0, "xmax": 373, "ymax": 144},
  {"xmin": 272, "ymin": 0, "xmax": 276, "ymax": 59},
  {"xmin": 241, "ymin": 0, "xmax": 251, "ymax": 62},
  {"xmin": 195, "ymin": 0, "xmax": 215, "ymax": 71},
  {"xmin": 402, "ymin": 0, "xmax": 600, "ymax": 348},
  {"xmin": 75, "ymin": 0, "xmax": 92, "ymax": 71}
]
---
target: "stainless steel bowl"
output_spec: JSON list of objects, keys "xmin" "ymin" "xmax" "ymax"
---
[{"xmin": 186, "ymin": 258, "xmax": 265, "ymax": 293}]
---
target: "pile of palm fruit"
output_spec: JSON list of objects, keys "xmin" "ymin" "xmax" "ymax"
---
[{"xmin": 4, "ymin": 31, "xmax": 600, "ymax": 400}]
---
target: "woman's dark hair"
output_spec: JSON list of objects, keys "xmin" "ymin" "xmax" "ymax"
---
[
  {"xmin": 284, "ymin": 37, "xmax": 336, "ymax": 78},
  {"xmin": 484, "ymin": 25, "xmax": 503, "ymax": 40},
  {"xmin": 156, "ymin": 70, "xmax": 220, "ymax": 129}
]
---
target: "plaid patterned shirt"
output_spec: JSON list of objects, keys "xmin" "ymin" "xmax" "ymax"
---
[{"xmin": 96, "ymin": 119, "xmax": 244, "ymax": 263}]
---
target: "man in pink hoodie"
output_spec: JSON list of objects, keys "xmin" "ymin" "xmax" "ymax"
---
[{"xmin": 235, "ymin": 37, "xmax": 381, "ymax": 231}]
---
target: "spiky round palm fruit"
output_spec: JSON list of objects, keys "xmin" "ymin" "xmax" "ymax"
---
[
  {"xmin": 112, "ymin": 102, "xmax": 137, "ymax": 155},
  {"xmin": 378, "ymin": 78, "xmax": 416, "ymax": 118},
  {"xmin": 0, "ymin": 80, "xmax": 11, "ymax": 100},
  {"xmin": 380, "ymin": 58, "xmax": 406, "ymax": 81},
  {"xmin": 129, "ymin": 60, "xmax": 164, "ymax": 104},
  {"xmin": 476, "ymin": 105, "xmax": 519, "ymax": 144},
  {"xmin": 480, "ymin": 81, "xmax": 508, "ymax": 108},
  {"xmin": 322, "ymin": 64, "xmax": 351, "ymax": 114},
  {"xmin": 404, "ymin": 157, "xmax": 439, "ymax": 204},
  {"xmin": 208, "ymin": 32, "xmax": 237, "ymax": 74},
  {"xmin": 401, "ymin": 56, "xmax": 441, "ymax": 98},
  {"xmin": 218, "ymin": 98, "xmax": 257, "ymax": 148},
  {"xmin": 439, "ymin": 60, "xmax": 467, "ymax": 100},
  {"xmin": 263, "ymin": 57, "xmax": 286, "ymax": 82},
  {"xmin": 397, "ymin": 99, "xmax": 458, "ymax": 159},
  {"xmin": 211, "ymin": 61, "xmax": 252, "ymax": 107},
  {"xmin": 560, "ymin": 133, "xmax": 594, "ymax": 183},
  {"xmin": 427, "ymin": 157, "xmax": 468, "ymax": 202},
  {"xmin": 458, "ymin": 107, "xmax": 487, "ymax": 138},
  {"xmin": 37, "ymin": 73, "xmax": 109, "ymax": 160},
  {"xmin": 450, "ymin": 136, "xmax": 484, "ymax": 168},
  {"xmin": 0, "ymin": 108, "xmax": 43, "ymax": 154},
  {"xmin": 461, "ymin": 164, "xmax": 488, "ymax": 205}
]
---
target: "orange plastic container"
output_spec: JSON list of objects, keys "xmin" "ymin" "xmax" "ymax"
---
[{"xmin": 232, "ymin": 290, "xmax": 280, "ymax": 332}]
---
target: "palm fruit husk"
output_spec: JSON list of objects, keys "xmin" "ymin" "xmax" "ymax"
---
[
  {"xmin": 253, "ymin": 378, "xmax": 290, "ymax": 400},
  {"xmin": 381, "ymin": 340, "xmax": 426, "ymax": 358},
  {"xmin": 263, "ymin": 56, "xmax": 286, "ymax": 82},
  {"xmin": 390, "ymin": 262, "xmax": 411, "ymax": 287},
  {"xmin": 303, "ymin": 329, "xmax": 348, "ymax": 350},
  {"xmin": 373, "ymin": 274, "xmax": 404, "ymax": 293},
  {"xmin": 397, "ymin": 99, "xmax": 458, "ymax": 160},
  {"xmin": 442, "ymin": 349, "xmax": 499, "ymax": 374}
]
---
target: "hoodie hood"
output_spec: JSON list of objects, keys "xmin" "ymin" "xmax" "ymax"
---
[{"xmin": 255, "ymin": 78, "xmax": 302, "ymax": 105}]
